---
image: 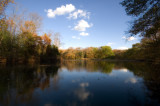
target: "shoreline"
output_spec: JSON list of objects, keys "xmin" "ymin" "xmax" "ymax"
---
[{"xmin": 61, "ymin": 58, "xmax": 154, "ymax": 63}]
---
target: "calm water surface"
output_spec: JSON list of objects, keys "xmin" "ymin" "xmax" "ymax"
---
[{"xmin": 0, "ymin": 60, "xmax": 160, "ymax": 106}]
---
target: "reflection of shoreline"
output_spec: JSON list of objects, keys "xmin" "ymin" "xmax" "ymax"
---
[{"xmin": 61, "ymin": 60, "xmax": 115, "ymax": 74}]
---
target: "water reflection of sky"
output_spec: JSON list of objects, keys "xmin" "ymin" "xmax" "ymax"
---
[{"xmin": 0, "ymin": 61, "xmax": 159, "ymax": 105}]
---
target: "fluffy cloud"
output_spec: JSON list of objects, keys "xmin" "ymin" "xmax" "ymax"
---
[
  {"xmin": 80, "ymin": 32, "xmax": 89, "ymax": 36},
  {"xmin": 46, "ymin": 4, "xmax": 75, "ymax": 18},
  {"xmin": 72, "ymin": 36, "xmax": 80, "ymax": 39},
  {"xmin": 122, "ymin": 36, "xmax": 136, "ymax": 41},
  {"xmin": 117, "ymin": 47, "xmax": 128, "ymax": 50},
  {"xmin": 74, "ymin": 19, "xmax": 92, "ymax": 31},
  {"xmin": 45, "ymin": 4, "xmax": 93, "ymax": 35},
  {"xmin": 68, "ymin": 9, "xmax": 90, "ymax": 19}
]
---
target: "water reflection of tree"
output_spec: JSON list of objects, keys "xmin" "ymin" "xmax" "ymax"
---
[
  {"xmin": 116, "ymin": 62, "xmax": 160, "ymax": 105},
  {"xmin": 0, "ymin": 65, "xmax": 59, "ymax": 105},
  {"xmin": 61, "ymin": 60, "xmax": 115, "ymax": 74}
]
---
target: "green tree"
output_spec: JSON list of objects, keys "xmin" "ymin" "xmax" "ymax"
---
[{"xmin": 97, "ymin": 46, "xmax": 114, "ymax": 58}]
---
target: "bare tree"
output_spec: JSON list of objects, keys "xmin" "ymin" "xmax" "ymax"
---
[{"xmin": 53, "ymin": 33, "xmax": 61, "ymax": 48}]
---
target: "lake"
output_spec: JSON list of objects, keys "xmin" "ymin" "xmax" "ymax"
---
[{"xmin": 0, "ymin": 60, "xmax": 160, "ymax": 106}]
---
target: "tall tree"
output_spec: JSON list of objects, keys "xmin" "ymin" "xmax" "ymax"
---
[{"xmin": 121, "ymin": 0, "xmax": 160, "ymax": 41}]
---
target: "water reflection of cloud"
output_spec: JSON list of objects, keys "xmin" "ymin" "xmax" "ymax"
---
[
  {"xmin": 119, "ymin": 68, "xmax": 128, "ymax": 72},
  {"xmin": 80, "ymin": 82, "xmax": 89, "ymax": 87},
  {"xmin": 74, "ymin": 88, "xmax": 90, "ymax": 101},
  {"xmin": 74, "ymin": 82, "xmax": 90, "ymax": 101},
  {"xmin": 125, "ymin": 78, "xmax": 137, "ymax": 84}
]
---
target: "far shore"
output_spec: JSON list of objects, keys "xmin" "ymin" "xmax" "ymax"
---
[{"xmin": 61, "ymin": 58, "xmax": 156, "ymax": 63}]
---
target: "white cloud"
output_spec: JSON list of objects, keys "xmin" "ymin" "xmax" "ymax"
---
[
  {"xmin": 46, "ymin": 4, "xmax": 75, "ymax": 18},
  {"xmin": 74, "ymin": 19, "xmax": 92, "ymax": 31},
  {"xmin": 80, "ymin": 32, "xmax": 89, "ymax": 36},
  {"xmin": 72, "ymin": 36, "xmax": 80, "ymax": 39},
  {"xmin": 68, "ymin": 9, "xmax": 90, "ymax": 19},
  {"xmin": 117, "ymin": 47, "xmax": 128, "ymax": 50},
  {"xmin": 122, "ymin": 36, "xmax": 136, "ymax": 41},
  {"xmin": 107, "ymin": 42, "xmax": 114, "ymax": 46}
]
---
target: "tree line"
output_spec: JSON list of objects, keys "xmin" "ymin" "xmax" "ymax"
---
[
  {"xmin": 0, "ymin": 0, "xmax": 60, "ymax": 64},
  {"xmin": 60, "ymin": 46, "xmax": 114, "ymax": 60},
  {"xmin": 113, "ymin": 37, "xmax": 160, "ymax": 63},
  {"xmin": 61, "ymin": 37, "xmax": 160, "ymax": 63}
]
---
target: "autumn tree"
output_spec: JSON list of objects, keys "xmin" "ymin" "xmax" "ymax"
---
[
  {"xmin": 19, "ymin": 13, "xmax": 42, "ymax": 34},
  {"xmin": 84, "ymin": 47, "xmax": 97, "ymax": 58}
]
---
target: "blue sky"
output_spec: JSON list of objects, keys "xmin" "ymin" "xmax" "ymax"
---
[{"xmin": 13, "ymin": 0, "xmax": 140, "ymax": 49}]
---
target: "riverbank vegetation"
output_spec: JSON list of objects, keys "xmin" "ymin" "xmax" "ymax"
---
[{"xmin": 113, "ymin": 38, "xmax": 160, "ymax": 63}]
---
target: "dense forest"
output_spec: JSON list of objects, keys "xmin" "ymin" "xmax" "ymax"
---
[{"xmin": 0, "ymin": 0, "xmax": 160, "ymax": 64}]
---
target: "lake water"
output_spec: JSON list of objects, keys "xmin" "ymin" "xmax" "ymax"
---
[{"xmin": 0, "ymin": 60, "xmax": 160, "ymax": 106}]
